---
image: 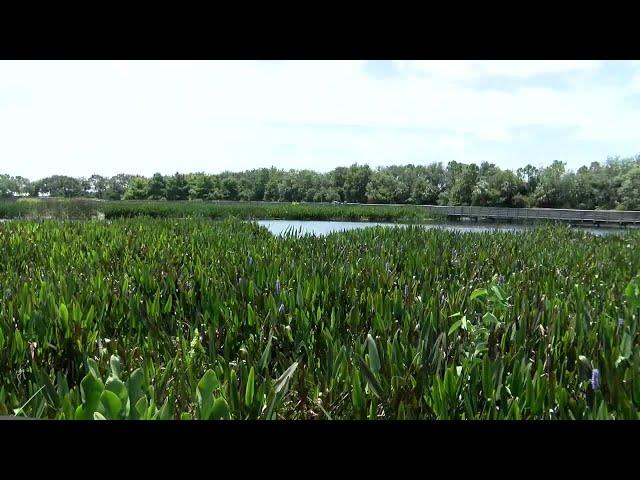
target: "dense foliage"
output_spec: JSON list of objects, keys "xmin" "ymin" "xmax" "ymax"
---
[
  {"xmin": 3, "ymin": 154, "xmax": 640, "ymax": 209},
  {"xmin": 1, "ymin": 219, "xmax": 639, "ymax": 419},
  {"xmin": 0, "ymin": 199, "xmax": 433, "ymax": 223}
]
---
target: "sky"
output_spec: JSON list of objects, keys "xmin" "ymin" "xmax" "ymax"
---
[{"xmin": 1, "ymin": 60, "xmax": 639, "ymax": 179}]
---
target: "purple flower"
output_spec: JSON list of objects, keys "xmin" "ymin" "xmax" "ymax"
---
[
  {"xmin": 497, "ymin": 275, "xmax": 506, "ymax": 285},
  {"xmin": 275, "ymin": 279, "xmax": 281, "ymax": 296},
  {"xmin": 591, "ymin": 368, "xmax": 601, "ymax": 391},
  {"xmin": 278, "ymin": 303, "xmax": 285, "ymax": 315}
]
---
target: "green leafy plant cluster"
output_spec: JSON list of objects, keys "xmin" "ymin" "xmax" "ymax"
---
[
  {"xmin": 1, "ymin": 219, "xmax": 639, "ymax": 419},
  {"xmin": 0, "ymin": 199, "xmax": 432, "ymax": 223}
]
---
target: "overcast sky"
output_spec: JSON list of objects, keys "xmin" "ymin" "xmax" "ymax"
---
[{"xmin": 1, "ymin": 60, "xmax": 639, "ymax": 179}]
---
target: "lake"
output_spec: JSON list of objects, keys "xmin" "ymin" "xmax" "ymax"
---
[{"xmin": 255, "ymin": 220, "xmax": 631, "ymax": 237}]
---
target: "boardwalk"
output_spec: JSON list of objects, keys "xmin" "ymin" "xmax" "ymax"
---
[{"xmin": 420, "ymin": 205, "xmax": 640, "ymax": 226}]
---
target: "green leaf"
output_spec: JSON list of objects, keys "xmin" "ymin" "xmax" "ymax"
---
[
  {"xmin": 159, "ymin": 399, "xmax": 174, "ymax": 420},
  {"xmin": 448, "ymin": 319, "xmax": 462, "ymax": 337},
  {"xmin": 135, "ymin": 396, "xmax": 149, "ymax": 418},
  {"xmin": 197, "ymin": 369, "xmax": 220, "ymax": 396},
  {"xmin": 85, "ymin": 305, "xmax": 96, "ymax": 325},
  {"xmin": 109, "ymin": 355, "xmax": 121, "ymax": 379},
  {"xmin": 482, "ymin": 312, "xmax": 498, "ymax": 325},
  {"xmin": 366, "ymin": 334, "xmax": 381, "ymax": 373},
  {"xmin": 247, "ymin": 304, "xmax": 255, "ymax": 326},
  {"xmin": 93, "ymin": 411, "xmax": 107, "ymax": 420},
  {"xmin": 80, "ymin": 372, "xmax": 104, "ymax": 412},
  {"xmin": 296, "ymin": 283, "xmax": 304, "ymax": 308},
  {"xmin": 59, "ymin": 303, "xmax": 69, "ymax": 329},
  {"xmin": 210, "ymin": 397, "xmax": 230, "ymax": 420},
  {"xmin": 351, "ymin": 369, "xmax": 363, "ymax": 411},
  {"xmin": 482, "ymin": 358, "xmax": 493, "ymax": 401},
  {"xmin": 180, "ymin": 412, "xmax": 193, "ymax": 420},
  {"xmin": 245, "ymin": 367, "xmax": 255, "ymax": 408},
  {"xmin": 274, "ymin": 361, "xmax": 299, "ymax": 395},
  {"xmin": 163, "ymin": 294, "xmax": 173, "ymax": 314},
  {"xmin": 87, "ymin": 358, "xmax": 101, "ymax": 380},
  {"xmin": 491, "ymin": 285, "xmax": 506, "ymax": 303},
  {"xmin": 259, "ymin": 332, "xmax": 273, "ymax": 371},
  {"xmin": 100, "ymin": 390, "xmax": 122, "ymax": 419},
  {"xmin": 105, "ymin": 376, "xmax": 128, "ymax": 415},
  {"xmin": 470, "ymin": 288, "xmax": 488, "ymax": 301},
  {"xmin": 75, "ymin": 405, "xmax": 92, "ymax": 420},
  {"xmin": 356, "ymin": 356, "xmax": 383, "ymax": 399},
  {"xmin": 127, "ymin": 368, "xmax": 144, "ymax": 411},
  {"xmin": 197, "ymin": 369, "xmax": 220, "ymax": 418}
]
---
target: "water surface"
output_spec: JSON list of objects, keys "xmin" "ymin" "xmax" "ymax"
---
[{"xmin": 255, "ymin": 220, "xmax": 630, "ymax": 237}]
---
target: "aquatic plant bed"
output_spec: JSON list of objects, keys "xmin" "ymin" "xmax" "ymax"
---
[
  {"xmin": 1, "ymin": 219, "xmax": 639, "ymax": 419},
  {"xmin": 0, "ymin": 199, "xmax": 434, "ymax": 223}
]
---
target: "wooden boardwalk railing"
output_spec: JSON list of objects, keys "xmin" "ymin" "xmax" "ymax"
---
[
  {"xmin": 420, "ymin": 205, "xmax": 640, "ymax": 225},
  {"xmin": 201, "ymin": 201, "xmax": 640, "ymax": 225}
]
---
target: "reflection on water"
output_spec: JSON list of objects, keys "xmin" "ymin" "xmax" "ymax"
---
[{"xmin": 255, "ymin": 220, "xmax": 630, "ymax": 237}]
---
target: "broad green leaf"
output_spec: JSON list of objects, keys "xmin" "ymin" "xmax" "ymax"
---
[
  {"xmin": 109, "ymin": 355, "xmax": 121, "ymax": 379},
  {"xmin": 100, "ymin": 390, "xmax": 122, "ymax": 419},
  {"xmin": 135, "ymin": 396, "xmax": 149, "ymax": 418},
  {"xmin": 448, "ymin": 319, "xmax": 462, "ymax": 337},
  {"xmin": 80, "ymin": 372, "xmax": 104, "ymax": 412},
  {"xmin": 210, "ymin": 397, "xmax": 230, "ymax": 420},
  {"xmin": 491, "ymin": 285, "xmax": 506, "ymax": 303},
  {"xmin": 87, "ymin": 358, "xmax": 101, "ymax": 380},
  {"xmin": 470, "ymin": 288, "xmax": 488, "ymax": 301},
  {"xmin": 197, "ymin": 369, "xmax": 220, "ymax": 418},
  {"xmin": 159, "ymin": 399, "xmax": 174, "ymax": 420},
  {"xmin": 366, "ymin": 334, "xmax": 381, "ymax": 373},
  {"xmin": 127, "ymin": 368, "xmax": 144, "ymax": 409}
]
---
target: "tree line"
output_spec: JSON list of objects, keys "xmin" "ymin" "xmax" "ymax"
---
[{"xmin": 2, "ymin": 154, "xmax": 640, "ymax": 210}]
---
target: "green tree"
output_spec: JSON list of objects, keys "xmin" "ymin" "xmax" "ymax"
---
[
  {"xmin": 618, "ymin": 167, "xmax": 640, "ymax": 210},
  {"xmin": 447, "ymin": 162, "xmax": 479, "ymax": 205},
  {"xmin": 86, "ymin": 175, "xmax": 107, "ymax": 198},
  {"xmin": 36, "ymin": 175, "xmax": 83, "ymax": 198},
  {"xmin": 534, "ymin": 160, "xmax": 566, "ymax": 208},
  {"xmin": 147, "ymin": 173, "xmax": 167, "ymax": 200},
  {"xmin": 0, "ymin": 175, "xmax": 18, "ymax": 198},
  {"xmin": 344, "ymin": 164, "xmax": 371, "ymax": 203},
  {"xmin": 104, "ymin": 174, "xmax": 133, "ymax": 200},
  {"xmin": 366, "ymin": 171, "xmax": 403, "ymax": 204},
  {"xmin": 166, "ymin": 173, "xmax": 189, "ymax": 201},
  {"xmin": 220, "ymin": 176, "xmax": 239, "ymax": 201},
  {"xmin": 123, "ymin": 177, "xmax": 150, "ymax": 200},
  {"xmin": 263, "ymin": 179, "xmax": 281, "ymax": 201}
]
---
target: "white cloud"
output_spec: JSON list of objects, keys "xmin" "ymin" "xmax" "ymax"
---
[
  {"xmin": 394, "ymin": 60, "xmax": 603, "ymax": 79},
  {"xmin": 0, "ymin": 60, "xmax": 637, "ymax": 178}
]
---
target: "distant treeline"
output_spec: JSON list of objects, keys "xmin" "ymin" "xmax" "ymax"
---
[{"xmin": 3, "ymin": 154, "xmax": 640, "ymax": 210}]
